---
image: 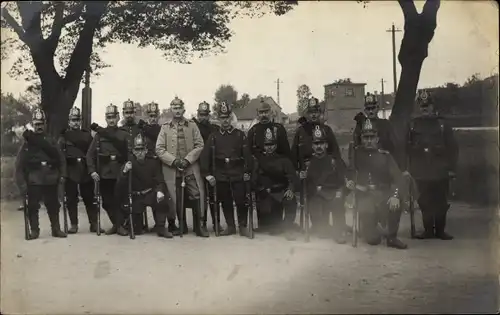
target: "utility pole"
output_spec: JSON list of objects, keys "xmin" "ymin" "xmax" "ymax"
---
[
  {"xmin": 386, "ymin": 23, "xmax": 401, "ymax": 94},
  {"xmin": 81, "ymin": 64, "xmax": 92, "ymax": 130},
  {"xmin": 274, "ymin": 78, "xmax": 282, "ymax": 106},
  {"xmin": 380, "ymin": 78, "xmax": 386, "ymax": 119}
]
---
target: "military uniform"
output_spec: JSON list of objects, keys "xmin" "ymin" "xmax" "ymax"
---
[
  {"xmin": 86, "ymin": 105, "xmax": 129, "ymax": 235},
  {"xmin": 403, "ymin": 90, "xmax": 458, "ymax": 240},
  {"xmin": 305, "ymin": 125, "xmax": 347, "ymax": 242},
  {"xmin": 15, "ymin": 108, "xmax": 67, "ymax": 239},
  {"xmin": 253, "ymin": 127, "xmax": 299, "ymax": 235},
  {"xmin": 200, "ymin": 102, "xmax": 254, "ymax": 237},
  {"xmin": 139, "ymin": 102, "xmax": 162, "ymax": 160},
  {"xmin": 349, "ymin": 119, "xmax": 407, "ymax": 249},
  {"xmin": 115, "ymin": 134, "xmax": 174, "ymax": 237},
  {"xmin": 59, "ymin": 107, "xmax": 102, "ymax": 233},
  {"xmin": 193, "ymin": 101, "xmax": 221, "ymax": 231},
  {"xmin": 119, "ymin": 99, "xmax": 143, "ymax": 146}
]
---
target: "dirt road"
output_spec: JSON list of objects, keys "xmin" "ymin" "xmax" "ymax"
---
[{"xmin": 1, "ymin": 201, "xmax": 498, "ymax": 314}]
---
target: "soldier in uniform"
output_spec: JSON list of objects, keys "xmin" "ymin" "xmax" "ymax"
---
[
  {"xmin": 403, "ymin": 90, "xmax": 458, "ymax": 240},
  {"xmin": 15, "ymin": 108, "xmax": 67, "ymax": 239},
  {"xmin": 253, "ymin": 127, "xmax": 299, "ymax": 238},
  {"xmin": 192, "ymin": 101, "xmax": 222, "ymax": 232},
  {"xmin": 352, "ymin": 93, "xmax": 399, "ymax": 166},
  {"xmin": 156, "ymin": 96, "xmax": 209, "ymax": 238},
  {"xmin": 115, "ymin": 134, "xmax": 174, "ymax": 238},
  {"xmin": 87, "ymin": 104, "xmax": 129, "ymax": 236},
  {"xmin": 300, "ymin": 125, "xmax": 348, "ymax": 243},
  {"xmin": 346, "ymin": 119, "xmax": 407, "ymax": 249},
  {"xmin": 59, "ymin": 107, "xmax": 103, "ymax": 234},
  {"xmin": 200, "ymin": 102, "xmax": 254, "ymax": 237}
]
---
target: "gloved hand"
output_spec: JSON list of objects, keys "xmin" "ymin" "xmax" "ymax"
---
[
  {"xmin": 22, "ymin": 130, "xmax": 34, "ymax": 141},
  {"xmin": 172, "ymin": 159, "xmax": 182, "ymax": 169},
  {"xmin": 138, "ymin": 119, "xmax": 147, "ymax": 129},
  {"xmin": 91, "ymin": 172, "xmax": 100, "ymax": 182},
  {"xmin": 243, "ymin": 173, "xmax": 250, "ymax": 182},
  {"xmin": 345, "ymin": 180, "xmax": 355, "ymax": 190},
  {"xmin": 205, "ymin": 175, "xmax": 216, "ymax": 187},
  {"xmin": 90, "ymin": 123, "xmax": 100, "ymax": 131},
  {"xmin": 123, "ymin": 161, "xmax": 132, "ymax": 173},
  {"xmin": 387, "ymin": 196, "xmax": 400, "ymax": 211},
  {"xmin": 284, "ymin": 189, "xmax": 294, "ymax": 200},
  {"xmin": 180, "ymin": 159, "xmax": 190, "ymax": 169},
  {"xmin": 156, "ymin": 191, "xmax": 165, "ymax": 203}
]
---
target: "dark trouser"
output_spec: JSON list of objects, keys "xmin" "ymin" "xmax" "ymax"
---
[
  {"xmin": 175, "ymin": 174, "xmax": 203, "ymax": 229},
  {"xmin": 100, "ymin": 179, "xmax": 119, "ymax": 225},
  {"xmin": 204, "ymin": 183, "xmax": 220, "ymax": 227},
  {"xmin": 65, "ymin": 179, "xmax": 98, "ymax": 226},
  {"xmin": 358, "ymin": 193, "xmax": 403, "ymax": 244},
  {"xmin": 415, "ymin": 179, "xmax": 450, "ymax": 234},
  {"xmin": 307, "ymin": 195, "xmax": 345, "ymax": 235},
  {"xmin": 116, "ymin": 190, "xmax": 173, "ymax": 233},
  {"xmin": 257, "ymin": 192, "xmax": 297, "ymax": 229},
  {"xmin": 26, "ymin": 185, "xmax": 61, "ymax": 232},
  {"xmin": 217, "ymin": 180, "xmax": 247, "ymax": 228}
]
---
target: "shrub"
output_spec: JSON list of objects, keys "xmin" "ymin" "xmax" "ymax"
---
[{"xmin": 1, "ymin": 157, "xmax": 20, "ymax": 200}]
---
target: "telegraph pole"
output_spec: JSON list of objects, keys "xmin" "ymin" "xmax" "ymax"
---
[
  {"xmin": 380, "ymin": 78, "xmax": 386, "ymax": 119},
  {"xmin": 274, "ymin": 78, "xmax": 282, "ymax": 106},
  {"xmin": 386, "ymin": 23, "xmax": 401, "ymax": 94},
  {"xmin": 81, "ymin": 64, "xmax": 92, "ymax": 130}
]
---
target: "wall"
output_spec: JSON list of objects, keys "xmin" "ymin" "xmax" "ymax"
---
[{"xmin": 324, "ymin": 83, "xmax": 366, "ymax": 132}]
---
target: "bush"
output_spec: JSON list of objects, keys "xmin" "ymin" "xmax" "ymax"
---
[{"xmin": 1, "ymin": 156, "xmax": 20, "ymax": 200}]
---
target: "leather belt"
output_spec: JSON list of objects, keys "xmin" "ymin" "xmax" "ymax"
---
[{"xmin": 132, "ymin": 188, "xmax": 153, "ymax": 196}]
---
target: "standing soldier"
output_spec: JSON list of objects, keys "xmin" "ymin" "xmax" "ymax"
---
[
  {"xmin": 352, "ymin": 93, "xmax": 399, "ymax": 166},
  {"xmin": 403, "ymin": 90, "xmax": 458, "ymax": 240},
  {"xmin": 87, "ymin": 104, "xmax": 129, "ymax": 236},
  {"xmin": 300, "ymin": 125, "xmax": 348, "ymax": 243},
  {"xmin": 253, "ymin": 127, "xmax": 299, "ymax": 238},
  {"xmin": 192, "ymin": 101, "xmax": 222, "ymax": 232},
  {"xmin": 346, "ymin": 119, "xmax": 407, "ymax": 249},
  {"xmin": 115, "ymin": 134, "xmax": 174, "ymax": 238},
  {"xmin": 15, "ymin": 108, "xmax": 67, "ymax": 239},
  {"xmin": 156, "ymin": 96, "xmax": 209, "ymax": 238},
  {"xmin": 200, "ymin": 102, "xmax": 254, "ymax": 237},
  {"xmin": 59, "ymin": 107, "xmax": 103, "ymax": 234}
]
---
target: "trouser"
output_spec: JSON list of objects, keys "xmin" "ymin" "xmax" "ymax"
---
[
  {"xmin": 26, "ymin": 185, "xmax": 62, "ymax": 232},
  {"xmin": 415, "ymin": 179, "xmax": 450, "ymax": 234},
  {"xmin": 175, "ymin": 174, "xmax": 204, "ymax": 229},
  {"xmin": 204, "ymin": 183, "xmax": 220, "ymax": 227},
  {"xmin": 116, "ymin": 189, "xmax": 174, "ymax": 234},
  {"xmin": 257, "ymin": 192, "xmax": 297, "ymax": 229},
  {"xmin": 357, "ymin": 193, "xmax": 403, "ymax": 244},
  {"xmin": 65, "ymin": 179, "xmax": 98, "ymax": 226},
  {"xmin": 217, "ymin": 180, "xmax": 248, "ymax": 228},
  {"xmin": 100, "ymin": 179, "xmax": 119, "ymax": 226},
  {"xmin": 307, "ymin": 195, "xmax": 345, "ymax": 236}
]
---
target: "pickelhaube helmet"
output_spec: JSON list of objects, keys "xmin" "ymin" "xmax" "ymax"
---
[
  {"xmin": 416, "ymin": 89, "xmax": 433, "ymax": 106},
  {"xmin": 170, "ymin": 96, "xmax": 184, "ymax": 107},
  {"xmin": 197, "ymin": 101, "xmax": 210, "ymax": 113},
  {"xmin": 312, "ymin": 125, "xmax": 327, "ymax": 143},
  {"xmin": 146, "ymin": 102, "xmax": 159, "ymax": 115},
  {"xmin": 32, "ymin": 107, "xmax": 46, "ymax": 122},
  {"xmin": 306, "ymin": 97, "xmax": 321, "ymax": 112},
  {"xmin": 105, "ymin": 104, "xmax": 119, "ymax": 117},
  {"xmin": 123, "ymin": 99, "xmax": 135, "ymax": 112},
  {"xmin": 258, "ymin": 98, "xmax": 271, "ymax": 111},
  {"xmin": 263, "ymin": 127, "xmax": 277, "ymax": 145},
  {"xmin": 217, "ymin": 101, "xmax": 232, "ymax": 118},
  {"xmin": 133, "ymin": 133, "xmax": 146, "ymax": 150},
  {"xmin": 364, "ymin": 93, "xmax": 378, "ymax": 107},
  {"xmin": 361, "ymin": 118, "xmax": 377, "ymax": 136},
  {"xmin": 68, "ymin": 107, "xmax": 81, "ymax": 119}
]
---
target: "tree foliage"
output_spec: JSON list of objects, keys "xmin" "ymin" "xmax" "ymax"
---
[
  {"xmin": 214, "ymin": 84, "xmax": 238, "ymax": 106},
  {"xmin": 296, "ymin": 84, "xmax": 312, "ymax": 114},
  {"xmin": 1, "ymin": 92, "xmax": 34, "ymax": 156}
]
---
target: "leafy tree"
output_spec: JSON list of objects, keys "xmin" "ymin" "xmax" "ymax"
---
[
  {"xmin": 464, "ymin": 73, "xmax": 481, "ymax": 87},
  {"xmin": 235, "ymin": 93, "xmax": 251, "ymax": 108},
  {"xmin": 1, "ymin": 1, "xmax": 297, "ymax": 135},
  {"xmin": 1, "ymin": 92, "xmax": 33, "ymax": 155},
  {"xmin": 214, "ymin": 84, "xmax": 238, "ymax": 106},
  {"xmin": 296, "ymin": 84, "xmax": 312, "ymax": 114}
]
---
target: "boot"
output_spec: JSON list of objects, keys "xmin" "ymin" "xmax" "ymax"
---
[
  {"xmin": 117, "ymin": 226, "xmax": 128, "ymax": 236},
  {"xmin": 89, "ymin": 223, "xmax": 105, "ymax": 233},
  {"xmin": 168, "ymin": 219, "xmax": 181, "ymax": 236},
  {"xmin": 193, "ymin": 202, "xmax": 209, "ymax": 238},
  {"xmin": 28, "ymin": 229, "xmax": 40, "ymax": 240},
  {"xmin": 68, "ymin": 224, "xmax": 78, "ymax": 234},
  {"xmin": 105, "ymin": 226, "xmax": 118, "ymax": 235},
  {"xmin": 49, "ymin": 214, "xmax": 67, "ymax": 238},
  {"xmin": 435, "ymin": 231, "xmax": 454, "ymax": 240},
  {"xmin": 220, "ymin": 225, "xmax": 236, "ymax": 236},
  {"xmin": 415, "ymin": 230, "xmax": 435, "ymax": 239},
  {"xmin": 387, "ymin": 237, "xmax": 408, "ymax": 249},
  {"xmin": 239, "ymin": 226, "xmax": 251, "ymax": 237},
  {"xmin": 435, "ymin": 204, "xmax": 453, "ymax": 240},
  {"xmin": 156, "ymin": 226, "xmax": 173, "ymax": 239}
]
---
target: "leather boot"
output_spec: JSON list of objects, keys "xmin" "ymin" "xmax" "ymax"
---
[
  {"xmin": 105, "ymin": 226, "xmax": 118, "ymax": 235},
  {"xmin": 193, "ymin": 202, "xmax": 209, "ymax": 237},
  {"xmin": 49, "ymin": 213, "xmax": 67, "ymax": 238},
  {"xmin": 89, "ymin": 223, "xmax": 105, "ymax": 233},
  {"xmin": 29, "ymin": 229, "xmax": 40, "ymax": 240},
  {"xmin": 239, "ymin": 226, "xmax": 251, "ymax": 237},
  {"xmin": 168, "ymin": 219, "xmax": 181, "ymax": 236},
  {"xmin": 155, "ymin": 226, "xmax": 173, "ymax": 239},
  {"xmin": 435, "ymin": 204, "xmax": 453, "ymax": 240},
  {"xmin": 68, "ymin": 224, "xmax": 78, "ymax": 234},
  {"xmin": 220, "ymin": 225, "xmax": 236, "ymax": 236},
  {"xmin": 117, "ymin": 226, "xmax": 128, "ymax": 236},
  {"xmin": 387, "ymin": 237, "xmax": 408, "ymax": 249}
]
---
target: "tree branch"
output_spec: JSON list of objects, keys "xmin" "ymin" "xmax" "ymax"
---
[
  {"xmin": 47, "ymin": 2, "xmax": 84, "ymax": 54},
  {"xmin": 1, "ymin": 8, "xmax": 27, "ymax": 44},
  {"xmin": 422, "ymin": 0, "xmax": 440, "ymax": 26},
  {"xmin": 16, "ymin": 1, "xmax": 43, "ymax": 51},
  {"xmin": 398, "ymin": 0, "xmax": 418, "ymax": 21}
]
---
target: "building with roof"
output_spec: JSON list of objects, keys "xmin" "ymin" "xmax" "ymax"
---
[
  {"xmin": 232, "ymin": 96, "xmax": 289, "ymax": 131},
  {"xmin": 323, "ymin": 80, "xmax": 366, "ymax": 132}
]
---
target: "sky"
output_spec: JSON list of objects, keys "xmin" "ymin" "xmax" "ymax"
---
[{"xmin": 1, "ymin": 1, "xmax": 498, "ymax": 126}]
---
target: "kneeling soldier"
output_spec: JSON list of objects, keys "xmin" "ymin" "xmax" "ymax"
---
[
  {"xmin": 116, "ymin": 134, "xmax": 174, "ymax": 238},
  {"xmin": 15, "ymin": 108, "xmax": 67, "ymax": 239},
  {"xmin": 300, "ymin": 125, "xmax": 348, "ymax": 243},
  {"xmin": 346, "ymin": 119, "xmax": 407, "ymax": 249}
]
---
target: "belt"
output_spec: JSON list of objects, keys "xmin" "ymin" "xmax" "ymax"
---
[
  {"xmin": 215, "ymin": 157, "xmax": 244, "ymax": 167},
  {"xmin": 132, "ymin": 188, "xmax": 153, "ymax": 196},
  {"xmin": 98, "ymin": 154, "xmax": 120, "ymax": 162},
  {"xmin": 27, "ymin": 161, "xmax": 55, "ymax": 169},
  {"xmin": 355, "ymin": 184, "xmax": 389, "ymax": 192},
  {"xmin": 67, "ymin": 157, "xmax": 84, "ymax": 164}
]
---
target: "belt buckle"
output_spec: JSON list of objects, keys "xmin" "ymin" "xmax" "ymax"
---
[
  {"xmin": 368, "ymin": 184, "xmax": 376, "ymax": 190},
  {"xmin": 77, "ymin": 158, "xmax": 82, "ymax": 162},
  {"xmin": 41, "ymin": 161, "xmax": 47, "ymax": 166},
  {"xmin": 224, "ymin": 158, "xmax": 230, "ymax": 164},
  {"xmin": 424, "ymin": 148, "xmax": 429, "ymax": 153},
  {"xmin": 110, "ymin": 155, "xmax": 116, "ymax": 161}
]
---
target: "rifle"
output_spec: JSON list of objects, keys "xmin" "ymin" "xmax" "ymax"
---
[
  {"xmin": 60, "ymin": 136, "xmax": 69, "ymax": 234},
  {"xmin": 23, "ymin": 190, "xmax": 30, "ymax": 240},
  {"xmin": 298, "ymin": 139, "xmax": 309, "ymax": 243},
  {"xmin": 348, "ymin": 141, "xmax": 359, "ymax": 247},
  {"xmin": 127, "ymin": 127, "xmax": 135, "ymax": 239},
  {"xmin": 406, "ymin": 131, "xmax": 416, "ymax": 239},
  {"xmin": 94, "ymin": 133, "xmax": 102, "ymax": 236},
  {"xmin": 244, "ymin": 157, "xmax": 255, "ymax": 239},
  {"xmin": 211, "ymin": 136, "xmax": 220, "ymax": 237},
  {"xmin": 179, "ymin": 169, "xmax": 185, "ymax": 238}
]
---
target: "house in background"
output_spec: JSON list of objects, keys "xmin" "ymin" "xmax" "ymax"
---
[
  {"xmin": 323, "ymin": 80, "xmax": 366, "ymax": 133},
  {"xmin": 232, "ymin": 96, "xmax": 289, "ymax": 132}
]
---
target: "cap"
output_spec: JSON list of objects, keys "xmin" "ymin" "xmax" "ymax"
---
[
  {"xmin": 170, "ymin": 96, "xmax": 184, "ymax": 107},
  {"xmin": 105, "ymin": 104, "xmax": 119, "ymax": 117},
  {"xmin": 364, "ymin": 93, "xmax": 378, "ymax": 107},
  {"xmin": 361, "ymin": 118, "xmax": 377, "ymax": 136},
  {"xmin": 312, "ymin": 125, "xmax": 326, "ymax": 143},
  {"xmin": 68, "ymin": 107, "xmax": 81, "ymax": 119},
  {"xmin": 146, "ymin": 102, "xmax": 159, "ymax": 114},
  {"xmin": 263, "ymin": 127, "xmax": 277, "ymax": 145},
  {"xmin": 133, "ymin": 133, "xmax": 146, "ymax": 150},
  {"xmin": 32, "ymin": 108, "xmax": 46, "ymax": 122},
  {"xmin": 217, "ymin": 101, "xmax": 232, "ymax": 118},
  {"xmin": 197, "ymin": 101, "xmax": 210, "ymax": 113}
]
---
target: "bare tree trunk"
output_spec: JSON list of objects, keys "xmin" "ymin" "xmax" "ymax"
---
[{"xmin": 41, "ymin": 79, "xmax": 81, "ymax": 136}]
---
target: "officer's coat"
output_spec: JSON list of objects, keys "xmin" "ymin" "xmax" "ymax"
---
[{"xmin": 155, "ymin": 118, "xmax": 206, "ymax": 213}]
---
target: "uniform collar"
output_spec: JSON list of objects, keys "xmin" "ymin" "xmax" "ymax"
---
[
  {"xmin": 167, "ymin": 117, "xmax": 188, "ymax": 127},
  {"xmin": 219, "ymin": 126, "xmax": 235, "ymax": 135}
]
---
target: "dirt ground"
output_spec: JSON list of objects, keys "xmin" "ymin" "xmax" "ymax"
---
[{"xmin": 1, "ymin": 201, "xmax": 498, "ymax": 314}]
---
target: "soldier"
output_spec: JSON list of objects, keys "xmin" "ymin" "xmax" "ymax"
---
[
  {"xmin": 115, "ymin": 134, "xmax": 174, "ymax": 238},
  {"xmin": 192, "ymin": 101, "xmax": 222, "ymax": 232},
  {"xmin": 352, "ymin": 93, "xmax": 399, "ymax": 166},
  {"xmin": 300, "ymin": 125, "xmax": 348, "ymax": 243},
  {"xmin": 15, "ymin": 108, "xmax": 67, "ymax": 239},
  {"xmin": 87, "ymin": 104, "xmax": 129, "ymax": 236},
  {"xmin": 403, "ymin": 90, "xmax": 458, "ymax": 240},
  {"xmin": 200, "ymin": 102, "xmax": 254, "ymax": 237},
  {"xmin": 59, "ymin": 107, "xmax": 103, "ymax": 234},
  {"xmin": 346, "ymin": 119, "xmax": 407, "ymax": 249},
  {"xmin": 156, "ymin": 96, "xmax": 209, "ymax": 237},
  {"xmin": 253, "ymin": 127, "xmax": 299, "ymax": 238}
]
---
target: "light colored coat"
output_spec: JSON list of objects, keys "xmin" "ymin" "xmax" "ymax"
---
[{"xmin": 155, "ymin": 118, "xmax": 206, "ymax": 212}]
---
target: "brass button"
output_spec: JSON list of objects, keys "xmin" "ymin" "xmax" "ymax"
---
[{"xmin": 41, "ymin": 161, "xmax": 47, "ymax": 166}]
